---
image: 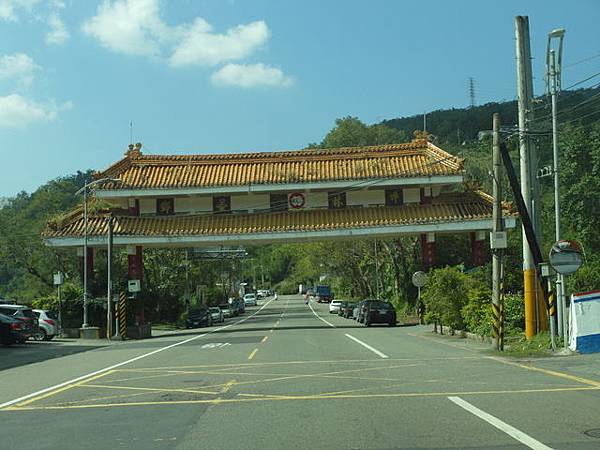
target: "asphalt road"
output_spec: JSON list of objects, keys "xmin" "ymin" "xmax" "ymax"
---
[{"xmin": 2, "ymin": 294, "xmax": 600, "ymax": 450}]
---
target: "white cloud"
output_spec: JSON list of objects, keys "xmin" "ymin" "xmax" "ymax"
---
[
  {"xmin": 170, "ymin": 20, "xmax": 269, "ymax": 67},
  {"xmin": 82, "ymin": 0, "xmax": 271, "ymax": 67},
  {"xmin": 45, "ymin": 11, "xmax": 69, "ymax": 44},
  {"xmin": 0, "ymin": 53, "xmax": 39, "ymax": 87},
  {"xmin": 0, "ymin": 0, "xmax": 42, "ymax": 21},
  {"xmin": 0, "ymin": 94, "xmax": 71, "ymax": 128},
  {"xmin": 211, "ymin": 63, "xmax": 293, "ymax": 88},
  {"xmin": 82, "ymin": 0, "xmax": 177, "ymax": 57}
]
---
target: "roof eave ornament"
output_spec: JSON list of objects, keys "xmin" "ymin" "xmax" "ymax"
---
[{"xmin": 125, "ymin": 142, "xmax": 143, "ymax": 159}]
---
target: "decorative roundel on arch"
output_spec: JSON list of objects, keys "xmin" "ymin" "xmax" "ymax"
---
[{"xmin": 288, "ymin": 192, "xmax": 306, "ymax": 209}]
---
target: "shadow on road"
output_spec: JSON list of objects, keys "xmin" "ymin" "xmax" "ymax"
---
[{"xmin": 0, "ymin": 340, "xmax": 109, "ymax": 371}]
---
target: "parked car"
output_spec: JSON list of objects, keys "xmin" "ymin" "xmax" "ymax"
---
[
  {"xmin": 32, "ymin": 309, "xmax": 59, "ymax": 341},
  {"xmin": 243, "ymin": 293, "xmax": 257, "ymax": 306},
  {"xmin": 352, "ymin": 301, "xmax": 364, "ymax": 320},
  {"xmin": 219, "ymin": 303, "xmax": 233, "ymax": 318},
  {"xmin": 209, "ymin": 306, "xmax": 224, "ymax": 323},
  {"xmin": 0, "ymin": 313, "xmax": 27, "ymax": 345},
  {"xmin": 342, "ymin": 302, "xmax": 357, "ymax": 318},
  {"xmin": 359, "ymin": 300, "xmax": 397, "ymax": 327},
  {"xmin": 230, "ymin": 298, "xmax": 244, "ymax": 315},
  {"xmin": 256, "ymin": 290, "xmax": 268, "ymax": 299},
  {"xmin": 0, "ymin": 304, "xmax": 37, "ymax": 342},
  {"xmin": 185, "ymin": 308, "xmax": 213, "ymax": 328},
  {"xmin": 329, "ymin": 300, "xmax": 343, "ymax": 314}
]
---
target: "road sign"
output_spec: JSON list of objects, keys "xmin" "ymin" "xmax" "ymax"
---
[
  {"xmin": 412, "ymin": 271, "xmax": 428, "ymax": 288},
  {"xmin": 288, "ymin": 192, "xmax": 305, "ymax": 209},
  {"xmin": 549, "ymin": 240, "xmax": 583, "ymax": 275}
]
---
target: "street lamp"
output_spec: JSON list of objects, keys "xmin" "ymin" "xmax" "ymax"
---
[
  {"xmin": 546, "ymin": 27, "xmax": 566, "ymax": 343},
  {"xmin": 75, "ymin": 177, "xmax": 123, "ymax": 329}
]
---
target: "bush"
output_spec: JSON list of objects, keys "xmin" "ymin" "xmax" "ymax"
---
[
  {"xmin": 422, "ymin": 266, "xmax": 470, "ymax": 332},
  {"xmin": 462, "ymin": 285, "xmax": 492, "ymax": 337}
]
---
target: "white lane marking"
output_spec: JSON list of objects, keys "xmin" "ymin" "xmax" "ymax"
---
[
  {"xmin": 0, "ymin": 297, "xmax": 274, "ymax": 410},
  {"xmin": 447, "ymin": 396, "xmax": 554, "ymax": 450},
  {"xmin": 308, "ymin": 301, "xmax": 335, "ymax": 328},
  {"xmin": 345, "ymin": 334, "xmax": 389, "ymax": 359}
]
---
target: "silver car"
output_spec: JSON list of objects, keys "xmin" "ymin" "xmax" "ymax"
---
[
  {"xmin": 209, "ymin": 306, "xmax": 224, "ymax": 323},
  {"xmin": 32, "ymin": 309, "xmax": 59, "ymax": 340}
]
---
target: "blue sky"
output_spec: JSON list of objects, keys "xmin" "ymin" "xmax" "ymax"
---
[{"xmin": 0, "ymin": 0, "xmax": 599, "ymax": 197}]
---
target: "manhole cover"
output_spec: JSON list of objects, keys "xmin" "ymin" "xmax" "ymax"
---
[{"xmin": 583, "ymin": 429, "xmax": 600, "ymax": 438}]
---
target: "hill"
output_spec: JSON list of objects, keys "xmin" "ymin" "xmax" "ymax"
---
[{"xmin": 381, "ymin": 85, "xmax": 600, "ymax": 144}]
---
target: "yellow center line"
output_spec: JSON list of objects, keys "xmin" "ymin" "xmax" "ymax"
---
[
  {"xmin": 261, "ymin": 336, "xmax": 269, "ymax": 343},
  {"xmin": 248, "ymin": 348, "xmax": 259, "ymax": 360}
]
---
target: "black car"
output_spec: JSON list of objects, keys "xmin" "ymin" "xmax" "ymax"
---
[
  {"xmin": 185, "ymin": 308, "xmax": 213, "ymax": 328},
  {"xmin": 359, "ymin": 300, "xmax": 396, "ymax": 327},
  {"xmin": 0, "ymin": 313, "xmax": 27, "ymax": 345},
  {"xmin": 0, "ymin": 305, "xmax": 37, "ymax": 342}
]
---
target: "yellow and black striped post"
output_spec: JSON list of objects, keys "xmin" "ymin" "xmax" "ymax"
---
[
  {"xmin": 117, "ymin": 291, "xmax": 127, "ymax": 338},
  {"xmin": 492, "ymin": 296, "xmax": 505, "ymax": 351}
]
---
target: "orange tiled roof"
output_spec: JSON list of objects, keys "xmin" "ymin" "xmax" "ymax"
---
[
  {"xmin": 45, "ymin": 191, "xmax": 503, "ymax": 240},
  {"xmin": 95, "ymin": 140, "xmax": 464, "ymax": 190}
]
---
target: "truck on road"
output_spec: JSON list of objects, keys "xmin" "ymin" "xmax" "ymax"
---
[{"xmin": 315, "ymin": 285, "xmax": 334, "ymax": 303}]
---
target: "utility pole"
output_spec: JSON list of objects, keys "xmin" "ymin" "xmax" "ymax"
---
[
  {"xmin": 515, "ymin": 16, "xmax": 543, "ymax": 338},
  {"xmin": 547, "ymin": 28, "xmax": 567, "ymax": 344},
  {"xmin": 491, "ymin": 113, "xmax": 505, "ymax": 351},
  {"xmin": 374, "ymin": 239, "xmax": 380, "ymax": 299},
  {"xmin": 82, "ymin": 187, "xmax": 89, "ymax": 328},
  {"xmin": 106, "ymin": 215, "xmax": 113, "ymax": 338}
]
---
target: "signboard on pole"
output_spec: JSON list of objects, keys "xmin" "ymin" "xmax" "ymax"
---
[
  {"xmin": 128, "ymin": 279, "xmax": 141, "ymax": 293},
  {"xmin": 53, "ymin": 272, "xmax": 64, "ymax": 286}
]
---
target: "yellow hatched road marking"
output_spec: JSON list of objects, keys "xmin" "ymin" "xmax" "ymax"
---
[
  {"xmin": 248, "ymin": 348, "xmax": 259, "ymax": 360},
  {"xmin": 489, "ymin": 357, "xmax": 600, "ymax": 388},
  {"xmin": 6, "ymin": 386, "xmax": 598, "ymax": 411},
  {"xmin": 81, "ymin": 384, "xmax": 220, "ymax": 395},
  {"xmin": 10, "ymin": 370, "xmax": 116, "ymax": 408},
  {"xmin": 261, "ymin": 336, "xmax": 269, "ymax": 343}
]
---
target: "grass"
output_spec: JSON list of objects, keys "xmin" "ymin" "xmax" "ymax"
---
[{"xmin": 500, "ymin": 332, "xmax": 563, "ymax": 357}]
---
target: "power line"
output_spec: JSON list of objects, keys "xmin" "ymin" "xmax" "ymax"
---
[
  {"xmin": 564, "ymin": 52, "xmax": 600, "ymax": 68},
  {"xmin": 563, "ymin": 71, "xmax": 600, "ymax": 91}
]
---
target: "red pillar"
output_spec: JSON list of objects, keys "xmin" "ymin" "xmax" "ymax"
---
[
  {"xmin": 128, "ymin": 246, "xmax": 143, "ymax": 280},
  {"xmin": 420, "ymin": 233, "xmax": 436, "ymax": 270},
  {"xmin": 470, "ymin": 232, "xmax": 486, "ymax": 267}
]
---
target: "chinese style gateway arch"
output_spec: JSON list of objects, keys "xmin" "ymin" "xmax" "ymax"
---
[{"xmin": 44, "ymin": 139, "xmax": 516, "ymax": 280}]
